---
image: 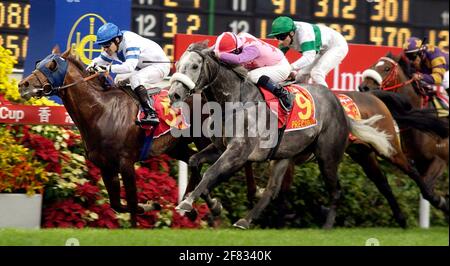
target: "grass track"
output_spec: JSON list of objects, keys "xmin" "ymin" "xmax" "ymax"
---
[{"xmin": 0, "ymin": 227, "xmax": 448, "ymax": 246}]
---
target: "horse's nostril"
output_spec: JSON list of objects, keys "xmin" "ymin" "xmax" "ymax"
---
[{"xmin": 174, "ymin": 93, "xmax": 181, "ymax": 101}]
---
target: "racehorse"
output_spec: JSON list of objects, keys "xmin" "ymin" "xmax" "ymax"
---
[
  {"xmin": 17, "ymin": 48, "xmax": 229, "ymax": 227},
  {"xmin": 247, "ymin": 91, "xmax": 449, "ymax": 228},
  {"xmin": 360, "ymin": 53, "xmax": 449, "ymax": 214},
  {"xmin": 169, "ymin": 41, "xmax": 394, "ymax": 229}
]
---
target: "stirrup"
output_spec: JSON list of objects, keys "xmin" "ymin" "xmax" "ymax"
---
[{"xmin": 279, "ymin": 94, "xmax": 294, "ymax": 112}]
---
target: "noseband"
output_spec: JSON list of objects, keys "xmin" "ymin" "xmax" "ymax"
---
[
  {"xmin": 378, "ymin": 57, "xmax": 414, "ymax": 92},
  {"xmin": 32, "ymin": 54, "xmax": 99, "ymax": 97},
  {"xmin": 170, "ymin": 49, "xmax": 220, "ymax": 98}
]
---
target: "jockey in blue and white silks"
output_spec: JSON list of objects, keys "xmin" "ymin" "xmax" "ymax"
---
[{"xmin": 87, "ymin": 22, "xmax": 170, "ymax": 125}]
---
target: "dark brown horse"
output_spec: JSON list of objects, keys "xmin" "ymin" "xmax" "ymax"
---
[
  {"xmin": 17, "ymin": 48, "xmax": 229, "ymax": 227},
  {"xmin": 247, "ymin": 90, "xmax": 448, "ymax": 228},
  {"xmin": 360, "ymin": 53, "xmax": 449, "ymax": 214}
]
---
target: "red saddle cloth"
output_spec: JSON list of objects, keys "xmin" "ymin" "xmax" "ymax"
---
[
  {"xmin": 259, "ymin": 84, "xmax": 318, "ymax": 131},
  {"xmin": 137, "ymin": 89, "xmax": 189, "ymax": 138},
  {"xmin": 336, "ymin": 94, "xmax": 362, "ymax": 141}
]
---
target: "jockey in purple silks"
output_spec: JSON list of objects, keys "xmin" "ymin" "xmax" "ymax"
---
[{"xmin": 403, "ymin": 37, "xmax": 449, "ymax": 91}]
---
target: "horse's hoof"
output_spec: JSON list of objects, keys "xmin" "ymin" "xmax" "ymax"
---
[
  {"xmin": 176, "ymin": 200, "xmax": 193, "ymax": 213},
  {"xmin": 185, "ymin": 209, "xmax": 198, "ymax": 221},
  {"xmin": 210, "ymin": 198, "xmax": 223, "ymax": 217},
  {"xmin": 233, "ymin": 219, "xmax": 250, "ymax": 230}
]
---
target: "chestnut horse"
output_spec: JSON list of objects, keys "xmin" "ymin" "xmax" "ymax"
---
[
  {"xmin": 17, "ymin": 48, "xmax": 230, "ymax": 227},
  {"xmin": 250, "ymin": 90, "xmax": 448, "ymax": 228},
  {"xmin": 360, "ymin": 53, "xmax": 449, "ymax": 214}
]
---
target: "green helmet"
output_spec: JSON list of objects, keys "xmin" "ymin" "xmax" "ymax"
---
[{"xmin": 268, "ymin": 16, "xmax": 296, "ymax": 37}]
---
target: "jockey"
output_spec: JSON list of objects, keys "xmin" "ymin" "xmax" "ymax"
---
[
  {"xmin": 403, "ymin": 37, "xmax": 449, "ymax": 91},
  {"xmin": 86, "ymin": 22, "xmax": 171, "ymax": 125},
  {"xmin": 268, "ymin": 16, "xmax": 349, "ymax": 88},
  {"xmin": 214, "ymin": 32, "xmax": 294, "ymax": 112}
]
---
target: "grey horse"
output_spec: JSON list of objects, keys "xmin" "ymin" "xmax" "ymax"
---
[{"xmin": 169, "ymin": 42, "xmax": 394, "ymax": 229}]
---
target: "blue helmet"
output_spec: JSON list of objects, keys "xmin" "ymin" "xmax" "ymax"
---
[{"xmin": 95, "ymin": 23, "xmax": 123, "ymax": 45}]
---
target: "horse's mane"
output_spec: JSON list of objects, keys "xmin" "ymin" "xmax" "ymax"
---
[
  {"xmin": 62, "ymin": 50, "xmax": 89, "ymax": 75},
  {"xmin": 61, "ymin": 50, "xmax": 117, "ymax": 91},
  {"xmin": 188, "ymin": 41, "xmax": 248, "ymax": 81}
]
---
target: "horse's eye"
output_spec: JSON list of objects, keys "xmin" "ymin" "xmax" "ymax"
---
[
  {"xmin": 384, "ymin": 67, "xmax": 390, "ymax": 72},
  {"xmin": 192, "ymin": 64, "xmax": 199, "ymax": 70}
]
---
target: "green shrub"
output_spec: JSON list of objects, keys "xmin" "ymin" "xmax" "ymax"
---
[{"xmin": 211, "ymin": 154, "xmax": 448, "ymax": 228}]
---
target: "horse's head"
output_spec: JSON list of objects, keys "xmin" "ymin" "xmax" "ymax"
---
[
  {"xmin": 359, "ymin": 52, "xmax": 411, "ymax": 92},
  {"xmin": 18, "ymin": 50, "xmax": 70, "ymax": 100},
  {"xmin": 168, "ymin": 41, "xmax": 216, "ymax": 105},
  {"xmin": 18, "ymin": 47, "xmax": 87, "ymax": 100}
]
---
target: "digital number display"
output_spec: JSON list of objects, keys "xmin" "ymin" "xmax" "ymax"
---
[
  {"xmin": 2, "ymin": 0, "xmax": 448, "ymax": 69},
  {"xmin": 0, "ymin": 0, "xmax": 29, "ymax": 68},
  {"xmin": 131, "ymin": 0, "xmax": 448, "ymax": 62}
]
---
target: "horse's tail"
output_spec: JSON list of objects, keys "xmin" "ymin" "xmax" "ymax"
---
[
  {"xmin": 347, "ymin": 115, "xmax": 395, "ymax": 158},
  {"xmin": 370, "ymin": 90, "xmax": 449, "ymax": 138}
]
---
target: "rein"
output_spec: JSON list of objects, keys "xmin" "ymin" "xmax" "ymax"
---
[
  {"xmin": 379, "ymin": 57, "xmax": 415, "ymax": 92},
  {"xmin": 55, "ymin": 72, "xmax": 100, "ymax": 91},
  {"xmin": 192, "ymin": 50, "xmax": 221, "ymax": 93}
]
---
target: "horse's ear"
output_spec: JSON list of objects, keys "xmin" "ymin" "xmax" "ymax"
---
[
  {"xmin": 61, "ymin": 45, "xmax": 74, "ymax": 58},
  {"xmin": 69, "ymin": 46, "xmax": 80, "ymax": 60},
  {"xmin": 52, "ymin": 45, "xmax": 61, "ymax": 55},
  {"xmin": 200, "ymin": 39, "xmax": 210, "ymax": 47}
]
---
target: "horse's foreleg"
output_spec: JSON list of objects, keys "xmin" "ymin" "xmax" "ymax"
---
[
  {"xmin": 101, "ymin": 169, "xmax": 127, "ymax": 213},
  {"xmin": 176, "ymin": 145, "xmax": 251, "ymax": 213},
  {"xmin": 234, "ymin": 159, "xmax": 291, "ymax": 229},
  {"xmin": 119, "ymin": 159, "xmax": 140, "ymax": 228}
]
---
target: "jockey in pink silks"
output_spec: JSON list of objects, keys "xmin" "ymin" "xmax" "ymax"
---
[{"xmin": 214, "ymin": 32, "xmax": 294, "ymax": 111}]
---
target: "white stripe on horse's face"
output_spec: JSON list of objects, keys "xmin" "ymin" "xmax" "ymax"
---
[{"xmin": 376, "ymin": 61, "xmax": 385, "ymax": 68}]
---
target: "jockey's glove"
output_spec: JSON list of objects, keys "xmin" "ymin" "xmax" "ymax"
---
[
  {"xmin": 95, "ymin": 65, "xmax": 110, "ymax": 73},
  {"xmin": 86, "ymin": 63, "xmax": 110, "ymax": 74}
]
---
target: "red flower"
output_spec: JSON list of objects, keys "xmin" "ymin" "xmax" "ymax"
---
[
  {"xmin": 88, "ymin": 204, "xmax": 119, "ymax": 229},
  {"xmin": 43, "ymin": 199, "xmax": 88, "ymax": 228},
  {"xmin": 171, "ymin": 203, "xmax": 210, "ymax": 228},
  {"xmin": 86, "ymin": 160, "xmax": 102, "ymax": 183},
  {"xmin": 75, "ymin": 182, "xmax": 100, "ymax": 203}
]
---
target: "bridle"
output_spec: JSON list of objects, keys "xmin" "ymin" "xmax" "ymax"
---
[
  {"xmin": 32, "ymin": 69, "xmax": 100, "ymax": 98},
  {"xmin": 378, "ymin": 57, "xmax": 415, "ymax": 92},
  {"xmin": 31, "ymin": 54, "xmax": 100, "ymax": 98},
  {"xmin": 172, "ymin": 49, "xmax": 221, "ymax": 99}
]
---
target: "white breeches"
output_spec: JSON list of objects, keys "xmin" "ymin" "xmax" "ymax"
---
[
  {"xmin": 115, "ymin": 65, "xmax": 170, "ymax": 90},
  {"xmin": 296, "ymin": 35, "xmax": 348, "ymax": 88},
  {"xmin": 443, "ymin": 71, "xmax": 449, "ymax": 89},
  {"xmin": 248, "ymin": 57, "xmax": 291, "ymax": 84}
]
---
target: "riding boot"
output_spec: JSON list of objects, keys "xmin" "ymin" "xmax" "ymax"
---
[
  {"xmin": 257, "ymin": 75, "xmax": 294, "ymax": 112},
  {"xmin": 134, "ymin": 85, "xmax": 160, "ymax": 126}
]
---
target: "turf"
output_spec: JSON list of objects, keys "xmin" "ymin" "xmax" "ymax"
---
[{"xmin": 0, "ymin": 227, "xmax": 448, "ymax": 246}]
